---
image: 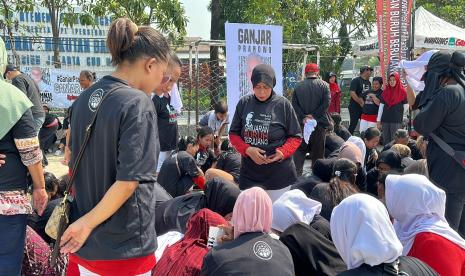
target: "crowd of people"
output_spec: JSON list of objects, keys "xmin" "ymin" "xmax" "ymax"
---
[{"xmin": 1, "ymin": 17, "xmax": 465, "ymax": 276}]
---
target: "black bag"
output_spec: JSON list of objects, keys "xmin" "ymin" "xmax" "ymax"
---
[{"xmin": 49, "ymin": 87, "xmax": 119, "ymax": 266}]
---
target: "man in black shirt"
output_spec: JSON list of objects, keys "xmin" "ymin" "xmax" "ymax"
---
[
  {"xmin": 4, "ymin": 64, "xmax": 45, "ymax": 133},
  {"xmin": 348, "ymin": 66, "xmax": 373, "ymax": 134},
  {"xmin": 292, "ymin": 63, "xmax": 330, "ymax": 175}
]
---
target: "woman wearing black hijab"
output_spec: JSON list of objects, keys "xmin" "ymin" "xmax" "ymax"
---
[
  {"xmin": 413, "ymin": 51, "xmax": 465, "ymax": 236},
  {"xmin": 365, "ymin": 150, "xmax": 402, "ymax": 197},
  {"xmin": 229, "ymin": 64, "xmax": 302, "ymax": 201},
  {"xmin": 155, "ymin": 177, "xmax": 240, "ymax": 236}
]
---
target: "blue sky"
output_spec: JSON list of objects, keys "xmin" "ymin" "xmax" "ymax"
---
[{"xmin": 181, "ymin": 0, "xmax": 211, "ymax": 39}]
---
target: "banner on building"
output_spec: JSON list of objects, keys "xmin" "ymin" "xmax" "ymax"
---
[
  {"xmin": 376, "ymin": 0, "xmax": 413, "ymax": 82},
  {"xmin": 225, "ymin": 23, "xmax": 283, "ymax": 118},
  {"xmin": 23, "ymin": 67, "xmax": 110, "ymax": 108}
]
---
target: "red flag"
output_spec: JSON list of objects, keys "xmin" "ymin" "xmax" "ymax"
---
[{"xmin": 376, "ymin": 0, "xmax": 413, "ymax": 84}]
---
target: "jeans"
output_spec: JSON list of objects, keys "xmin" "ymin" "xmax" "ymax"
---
[
  {"xmin": 445, "ymin": 192, "xmax": 465, "ymax": 237},
  {"xmin": 293, "ymin": 126, "xmax": 326, "ymax": 176},
  {"xmin": 0, "ymin": 214, "xmax": 27, "ymax": 276}
]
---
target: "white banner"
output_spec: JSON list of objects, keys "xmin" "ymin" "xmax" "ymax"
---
[
  {"xmin": 23, "ymin": 67, "xmax": 111, "ymax": 108},
  {"xmin": 225, "ymin": 23, "xmax": 283, "ymax": 120}
]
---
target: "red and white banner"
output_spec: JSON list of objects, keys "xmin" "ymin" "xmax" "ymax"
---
[{"xmin": 376, "ymin": 0, "xmax": 413, "ymax": 83}]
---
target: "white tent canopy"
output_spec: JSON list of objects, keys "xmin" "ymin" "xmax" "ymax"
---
[
  {"xmin": 352, "ymin": 6, "xmax": 465, "ymax": 56},
  {"xmin": 414, "ymin": 6, "xmax": 465, "ymax": 50}
]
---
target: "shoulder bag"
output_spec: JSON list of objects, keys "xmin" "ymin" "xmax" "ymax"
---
[{"xmin": 46, "ymin": 86, "xmax": 119, "ymax": 266}]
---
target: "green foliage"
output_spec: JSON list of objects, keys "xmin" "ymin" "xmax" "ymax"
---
[
  {"xmin": 417, "ymin": 0, "xmax": 465, "ymax": 28},
  {"xmin": 90, "ymin": 0, "xmax": 188, "ymax": 43}
]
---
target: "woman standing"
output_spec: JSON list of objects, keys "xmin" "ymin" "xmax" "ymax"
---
[
  {"xmin": 377, "ymin": 72, "xmax": 408, "ymax": 144},
  {"xmin": 154, "ymin": 52, "xmax": 182, "ymax": 173},
  {"xmin": 360, "ymin": 77, "xmax": 382, "ymax": 132},
  {"xmin": 0, "ymin": 78, "xmax": 47, "ymax": 274},
  {"xmin": 61, "ymin": 18, "xmax": 171, "ymax": 275},
  {"xmin": 327, "ymin": 72, "xmax": 341, "ymax": 114},
  {"xmin": 229, "ymin": 64, "xmax": 302, "ymax": 201},
  {"xmin": 413, "ymin": 51, "xmax": 465, "ymax": 236}
]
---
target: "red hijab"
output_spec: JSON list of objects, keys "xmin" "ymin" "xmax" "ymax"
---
[
  {"xmin": 153, "ymin": 208, "xmax": 228, "ymax": 276},
  {"xmin": 381, "ymin": 72, "xmax": 407, "ymax": 107}
]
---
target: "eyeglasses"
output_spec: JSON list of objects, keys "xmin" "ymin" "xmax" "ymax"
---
[{"xmin": 161, "ymin": 74, "xmax": 171, "ymax": 85}]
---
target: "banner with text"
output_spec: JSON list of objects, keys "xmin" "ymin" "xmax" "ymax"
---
[
  {"xmin": 376, "ymin": 0, "xmax": 413, "ymax": 83},
  {"xmin": 23, "ymin": 68, "xmax": 110, "ymax": 108},
  {"xmin": 225, "ymin": 23, "xmax": 283, "ymax": 119}
]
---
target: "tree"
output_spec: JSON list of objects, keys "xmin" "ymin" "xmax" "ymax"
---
[
  {"xmin": 91, "ymin": 0, "xmax": 187, "ymax": 43},
  {"xmin": 0, "ymin": 0, "xmax": 34, "ymax": 66},
  {"xmin": 416, "ymin": 0, "xmax": 465, "ymax": 28},
  {"xmin": 37, "ymin": 0, "xmax": 95, "ymax": 68}
]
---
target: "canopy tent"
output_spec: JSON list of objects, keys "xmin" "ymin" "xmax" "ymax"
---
[{"xmin": 352, "ymin": 7, "xmax": 465, "ymax": 56}]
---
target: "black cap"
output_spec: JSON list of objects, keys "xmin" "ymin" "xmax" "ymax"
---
[
  {"xmin": 360, "ymin": 65, "xmax": 373, "ymax": 74},
  {"xmin": 3, "ymin": 64, "xmax": 18, "ymax": 79}
]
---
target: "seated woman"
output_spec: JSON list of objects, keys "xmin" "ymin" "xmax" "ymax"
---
[
  {"xmin": 153, "ymin": 209, "xmax": 227, "ymax": 276},
  {"xmin": 386, "ymin": 174, "xmax": 465, "ymax": 276},
  {"xmin": 291, "ymin": 156, "xmax": 335, "ymax": 197},
  {"xmin": 361, "ymin": 127, "xmax": 381, "ymax": 172},
  {"xmin": 158, "ymin": 136, "xmax": 206, "ymax": 197},
  {"xmin": 331, "ymin": 194, "xmax": 437, "ymax": 275},
  {"xmin": 338, "ymin": 141, "xmax": 366, "ymax": 192},
  {"xmin": 331, "ymin": 112, "xmax": 351, "ymax": 141},
  {"xmin": 195, "ymin": 126, "xmax": 218, "ymax": 173},
  {"xmin": 39, "ymin": 105, "xmax": 61, "ymax": 166},
  {"xmin": 272, "ymin": 190, "xmax": 346, "ymax": 275},
  {"xmin": 365, "ymin": 150, "xmax": 402, "ymax": 196},
  {"xmin": 324, "ymin": 125, "xmax": 345, "ymax": 158},
  {"xmin": 310, "ymin": 158, "xmax": 359, "ymax": 221},
  {"xmin": 201, "ymin": 187, "xmax": 294, "ymax": 276},
  {"xmin": 155, "ymin": 177, "xmax": 240, "ymax": 236},
  {"xmin": 205, "ymin": 139, "xmax": 241, "ymax": 184}
]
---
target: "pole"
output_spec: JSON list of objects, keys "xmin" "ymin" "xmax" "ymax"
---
[
  {"xmin": 302, "ymin": 51, "xmax": 308, "ymax": 80},
  {"xmin": 188, "ymin": 44, "xmax": 193, "ymax": 132},
  {"xmin": 195, "ymin": 43, "xmax": 200, "ymax": 127}
]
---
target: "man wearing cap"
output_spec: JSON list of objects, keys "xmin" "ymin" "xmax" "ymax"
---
[
  {"xmin": 348, "ymin": 66, "xmax": 373, "ymax": 134},
  {"xmin": 4, "ymin": 65, "xmax": 45, "ymax": 133},
  {"xmin": 292, "ymin": 63, "xmax": 331, "ymax": 175}
]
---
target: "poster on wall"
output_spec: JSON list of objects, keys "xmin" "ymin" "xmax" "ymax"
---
[
  {"xmin": 23, "ymin": 68, "xmax": 111, "ymax": 108},
  {"xmin": 376, "ymin": 0, "xmax": 413, "ymax": 83},
  {"xmin": 225, "ymin": 23, "xmax": 283, "ymax": 119}
]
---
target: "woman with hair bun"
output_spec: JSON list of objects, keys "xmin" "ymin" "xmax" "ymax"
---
[{"xmin": 62, "ymin": 18, "xmax": 171, "ymax": 275}]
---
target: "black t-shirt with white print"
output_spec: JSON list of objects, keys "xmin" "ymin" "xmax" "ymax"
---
[
  {"xmin": 69, "ymin": 75, "xmax": 159, "ymax": 260},
  {"xmin": 157, "ymin": 151, "xmax": 200, "ymax": 197},
  {"xmin": 153, "ymin": 94, "xmax": 178, "ymax": 151},
  {"xmin": 362, "ymin": 89, "xmax": 382, "ymax": 116},
  {"xmin": 229, "ymin": 92, "xmax": 302, "ymax": 190},
  {"xmin": 349, "ymin": 76, "xmax": 371, "ymax": 110}
]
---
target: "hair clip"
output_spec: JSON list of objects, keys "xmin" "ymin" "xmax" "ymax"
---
[{"xmin": 335, "ymin": 171, "xmax": 341, "ymax": 177}]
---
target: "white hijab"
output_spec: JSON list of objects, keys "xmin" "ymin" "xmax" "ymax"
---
[
  {"xmin": 271, "ymin": 189, "xmax": 322, "ymax": 233},
  {"xmin": 347, "ymin": 136, "xmax": 366, "ymax": 167},
  {"xmin": 330, "ymin": 194, "xmax": 402, "ymax": 269},
  {"xmin": 386, "ymin": 174, "xmax": 465, "ymax": 255}
]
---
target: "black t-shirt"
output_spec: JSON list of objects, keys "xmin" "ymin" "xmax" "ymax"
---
[
  {"xmin": 11, "ymin": 74, "xmax": 45, "ymax": 119},
  {"xmin": 196, "ymin": 148, "xmax": 217, "ymax": 173},
  {"xmin": 69, "ymin": 75, "xmax": 159, "ymax": 260},
  {"xmin": 158, "ymin": 151, "xmax": 200, "ymax": 197},
  {"xmin": 0, "ymin": 109, "xmax": 37, "ymax": 191},
  {"xmin": 216, "ymin": 150, "xmax": 241, "ymax": 182},
  {"xmin": 349, "ymin": 77, "xmax": 371, "ymax": 109},
  {"xmin": 229, "ymin": 93, "xmax": 302, "ymax": 190},
  {"xmin": 380, "ymin": 97, "xmax": 407, "ymax": 123},
  {"xmin": 325, "ymin": 132, "xmax": 345, "ymax": 158},
  {"xmin": 362, "ymin": 89, "xmax": 382, "ymax": 116},
  {"xmin": 201, "ymin": 232, "xmax": 295, "ymax": 276},
  {"xmin": 153, "ymin": 94, "xmax": 178, "ymax": 151}
]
